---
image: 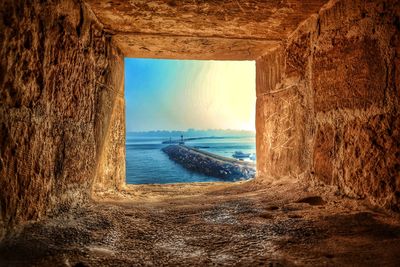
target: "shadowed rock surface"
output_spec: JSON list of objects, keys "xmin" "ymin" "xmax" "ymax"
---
[
  {"xmin": 162, "ymin": 145, "xmax": 256, "ymax": 180},
  {"xmin": 1, "ymin": 179, "xmax": 400, "ymax": 266},
  {"xmin": 0, "ymin": 0, "xmax": 125, "ymax": 235},
  {"xmin": 85, "ymin": 0, "xmax": 328, "ymax": 59}
]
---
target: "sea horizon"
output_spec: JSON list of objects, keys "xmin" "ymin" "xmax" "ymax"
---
[
  {"xmin": 126, "ymin": 128, "xmax": 255, "ymax": 137},
  {"xmin": 126, "ymin": 132, "xmax": 256, "ymax": 184}
]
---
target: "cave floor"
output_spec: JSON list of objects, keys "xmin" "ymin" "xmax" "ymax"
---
[{"xmin": 1, "ymin": 178, "xmax": 400, "ymax": 266}]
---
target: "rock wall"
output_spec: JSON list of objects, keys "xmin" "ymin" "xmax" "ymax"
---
[
  {"xmin": 92, "ymin": 41, "xmax": 125, "ymax": 194},
  {"xmin": 256, "ymin": 44, "xmax": 314, "ymax": 179},
  {"xmin": 0, "ymin": 0, "xmax": 125, "ymax": 235},
  {"xmin": 256, "ymin": 0, "xmax": 400, "ymax": 210}
]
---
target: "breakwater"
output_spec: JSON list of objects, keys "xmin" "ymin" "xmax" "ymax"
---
[{"xmin": 162, "ymin": 145, "xmax": 256, "ymax": 180}]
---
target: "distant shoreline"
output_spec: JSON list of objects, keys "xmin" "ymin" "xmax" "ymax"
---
[{"xmin": 126, "ymin": 129, "xmax": 255, "ymax": 137}]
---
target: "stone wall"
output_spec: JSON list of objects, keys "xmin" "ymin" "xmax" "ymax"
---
[
  {"xmin": 256, "ymin": 0, "xmax": 400, "ymax": 210},
  {"xmin": 92, "ymin": 39, "xmax": 125, "ymax": 194},
  {"xmin": 256, "ymin": 43, "xmax": 314, "ymax": 179},
  {"xmin": 0, "ymin": 0, "xmax": 125, "ymax": 235}
]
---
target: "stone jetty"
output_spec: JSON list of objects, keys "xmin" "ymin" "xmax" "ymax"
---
[{"xmin": 162, "ymin": 145, "xmax": 256, "ymax": 180}]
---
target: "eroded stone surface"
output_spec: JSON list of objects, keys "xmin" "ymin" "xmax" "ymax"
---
[
  {"xmin": 85, "ymin": 0, "xmax": 328, "ymax": 59},
  {"xmin": 340, "ymin": 114, "xmax": 400, "ymax": 210},
  {"xmin": 256, "ymin": 43, "xmax": 314, "ymax": 179},
  {"xmin": 313, "ymin": 32, "xmax": 387, "ymax": 111},
  {"xmin": 86, "ymin": 0, "xmax": 328, "ymax": 38},
  {"xmin": 313, "ymin": 124, "xmax": 335, "ymax": 185},
  {"xmin": 114, "ymin": 34, "xmax": 280, "ymax": 60},
  {"xmin": 256, "ymin": 0, "xmax": 400, "ymax": 210},
  {"xmin": 311, "ymin": 0, "xmax": 400, "ymax": 210},
  {"xmin": 0, "ymin": 0, "xmax": 125, "ymax": 234},
  {"xmin": 1, "ymin": 180, "xmax": 400, "ymax": 266},
  {"xmin": 256, "ymin": 86, "xmax": 311, "ymax": 178}
]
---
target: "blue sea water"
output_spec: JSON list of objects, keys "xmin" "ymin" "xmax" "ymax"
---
[{"xmin": 126, "ymin": 133, "xmax": 256, "ymax": 184}]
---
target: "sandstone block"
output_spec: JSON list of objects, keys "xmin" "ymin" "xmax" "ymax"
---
[
  {"xmin": 313, "ymin": 124, "xmax": 335, "ymax": 185},
  {"xmin": 340, "ymin": 114, "xmax": 400, "ymax": 210},
  {"xmin": 256, "ymin": 87, "xmax": 310, "ymax": 178},
  {"xmin": 313, "ymin": 36, "xmax": 386, "ymax": 112}
]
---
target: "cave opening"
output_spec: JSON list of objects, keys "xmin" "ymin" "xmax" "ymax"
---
[
  {"xmin": 124, "ymin": 58, "xmax": 257, "ymax": 184},
  {"xmin": 1, "ymin": 0, "xmax": 400, "ymax": 265}
]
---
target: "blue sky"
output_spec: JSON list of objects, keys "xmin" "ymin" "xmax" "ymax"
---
[{"xmin": 124, "ymin": 58, "xmax": 255, "ymax": 132}]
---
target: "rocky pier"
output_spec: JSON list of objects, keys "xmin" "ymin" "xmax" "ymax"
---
[{"xmin": 162, "ymin": 145, "xmax": 256, "ymax": 180}]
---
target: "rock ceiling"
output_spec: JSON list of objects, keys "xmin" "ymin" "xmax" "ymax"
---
[{"xmin": 85, "ymin": 0, "xmax": 328, "ymax": 59}]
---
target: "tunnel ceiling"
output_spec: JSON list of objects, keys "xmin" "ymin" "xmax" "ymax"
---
[{"xmin": 84, "ymin": 0, "xmax": 329, "ymax": 59}]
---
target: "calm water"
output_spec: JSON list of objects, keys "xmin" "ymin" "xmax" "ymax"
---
[{"xmin": 126, "ymin": 134, "xmax": 256, "ymax": 184}]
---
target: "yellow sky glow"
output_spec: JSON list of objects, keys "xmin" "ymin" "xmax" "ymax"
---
[{"xmin": 169, "ymin": 61, "xmax": 256, "ymax": 131}]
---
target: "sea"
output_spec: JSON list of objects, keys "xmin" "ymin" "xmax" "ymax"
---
[{"xmin": 126, "ymin": 133, "xmax": 256, "ymax": 184}]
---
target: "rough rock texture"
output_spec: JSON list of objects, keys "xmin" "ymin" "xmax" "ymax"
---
[
  {"xmin": 85, "ymin": 0, "xmax": 328, "ymax": 59},
  {"xmin": 1, "ymin": 180, "xmax": 400, "ymax": 266},
  {"xmin": 92, "ymin": 43, "xmax": 125, "ymax": 194},
  {"xmin": 256, "ymin": 0, "xmax": 400, "ymax": 210},
  {"xmin": 255, "ymin": 23, "xmax": 316, "ymax": 179},
  {"xmin": 0, "ymin": 0, "xmax": 125, "ymax": 235},
  {"xmin": 113, "ymin": 35, "xmax": 279, "ymax": 60}
]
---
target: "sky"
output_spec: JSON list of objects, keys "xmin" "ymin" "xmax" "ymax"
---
[{"xmin": 124, "ymin": 58, "xmax": 256, "ymax": 132}]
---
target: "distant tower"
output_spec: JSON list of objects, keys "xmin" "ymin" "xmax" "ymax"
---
[{"xmin": 179, "ymin": 134, "xmax": 184, "ymax": 145}]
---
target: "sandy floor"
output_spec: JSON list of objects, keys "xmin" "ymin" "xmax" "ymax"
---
[{"xmin": 1, "ymin": 178, "xmax": 400, "ymax": 266}]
